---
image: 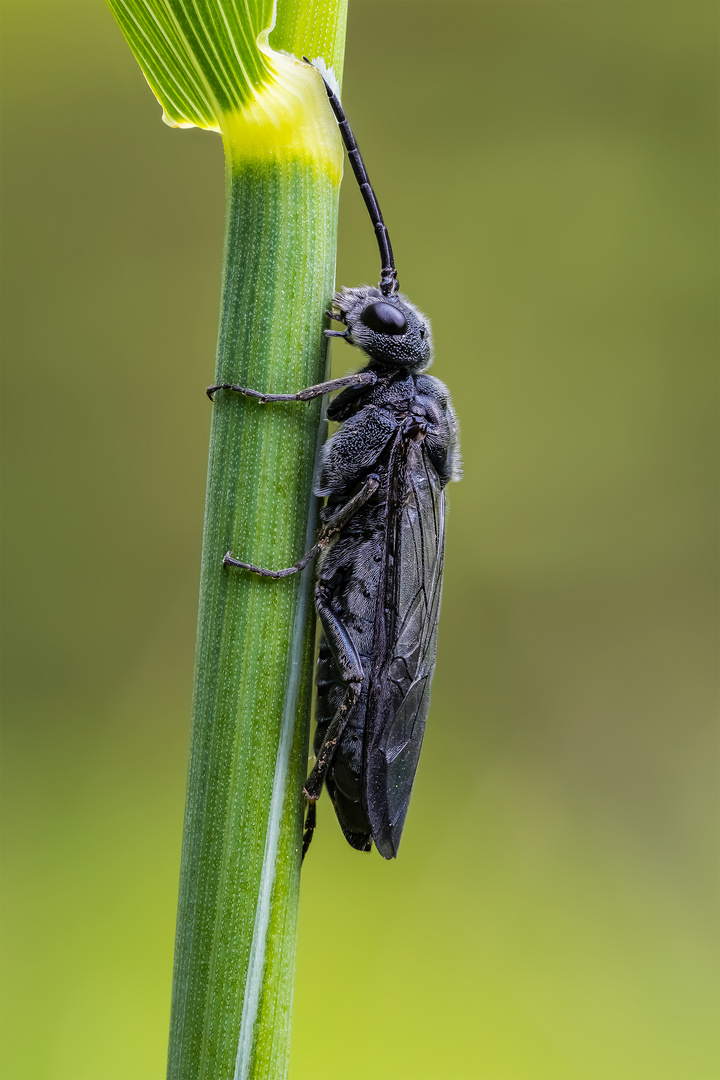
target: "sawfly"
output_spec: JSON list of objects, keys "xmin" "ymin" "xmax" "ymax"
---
[{"xmin": 208, "ymin": 63, "xmax": 461, "ymax": 858}]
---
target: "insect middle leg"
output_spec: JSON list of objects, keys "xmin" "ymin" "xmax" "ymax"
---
[{"xmin": 223, "ymin": 473, "xmax": 379, "ymax": 578}]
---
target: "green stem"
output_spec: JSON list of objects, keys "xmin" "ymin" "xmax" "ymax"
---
[{"xmin": 167, "ymin": 136, "xmax": 341, "ymax": 1078}]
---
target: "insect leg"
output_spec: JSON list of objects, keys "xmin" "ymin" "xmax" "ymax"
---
[
  {"xmin": 301, "ymin": 801, "xmax": 316, "ymax": 860},
  {"xmin": 303, "ymin": 679, "xmax": 360, "ymax": 799},
  {"xmin": 223, "ymin": 474, "xmax": 379, "ymax": 578},
  {"xmin": 302, "ymin": 677, "xmax": 361, "ymax": 859},
  {"xmin": 304, "ymin": 582, "xmax": 364, "ymax": 796},
  {"xmin": 304, "ymin": 60, "xmax": 398, "ymax": 298},
  {"xmin": 206, "ymin": 370, "xmax": 376, "ymax": 402},
  {"xmin": 301, "ymin": 585, "xmax": 365, "ymax": 859}
]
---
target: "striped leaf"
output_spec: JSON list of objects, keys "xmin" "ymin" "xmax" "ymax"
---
[{"xmin": 106, "ymin": 0, "xmax": 276, "ymax": 129}]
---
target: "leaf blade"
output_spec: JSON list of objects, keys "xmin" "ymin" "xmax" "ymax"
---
[{"xmin": 106, "ymin": 0, "xmax": 276, "ymax": 129}]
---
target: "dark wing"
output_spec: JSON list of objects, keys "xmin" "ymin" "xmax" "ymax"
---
[{"xmin": 365, "ymin": 443, "xmax": 446, "ymax": 858}]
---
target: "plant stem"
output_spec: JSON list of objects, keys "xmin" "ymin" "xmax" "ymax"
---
[{"xmin": 167, "ymin": 82, "xmax": 343, "ymax": 1079}]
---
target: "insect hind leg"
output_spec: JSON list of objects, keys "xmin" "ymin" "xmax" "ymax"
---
[
  {"xmin": 301, "ymin": 679, "xmax": 360, "ymax": 861},
  {"xmin": 301, "ymin": 801, "xmax": 317, "ymax": 861},
  {"xmin": 303, "ymin": 679, "xmax": 361, "ymax": 802}
]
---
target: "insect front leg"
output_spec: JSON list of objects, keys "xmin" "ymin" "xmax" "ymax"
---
[{"xmin": 206, "ymin": 370, "xmax": 376, "ymax": 403}]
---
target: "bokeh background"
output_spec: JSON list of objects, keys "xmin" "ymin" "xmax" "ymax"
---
[{"xmin": 2, "ymin": 2, "xmax": 718, "ymax": 1078}]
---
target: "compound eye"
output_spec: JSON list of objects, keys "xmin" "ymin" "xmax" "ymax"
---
[{"xmin": 360, "ymin": 301, "xmax": 408, "ymax": 336}]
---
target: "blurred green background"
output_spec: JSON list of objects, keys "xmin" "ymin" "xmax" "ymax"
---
[{"xmin": 2, "ymin": 2, "xmax": 717, "ymax": 1078}]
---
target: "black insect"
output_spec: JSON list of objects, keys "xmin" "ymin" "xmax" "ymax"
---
[{"xmin": 208, "ymin": 65, "xmax": 460, "ymax": 859}]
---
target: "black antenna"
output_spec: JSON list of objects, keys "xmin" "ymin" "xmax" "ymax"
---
[{"xmin": 305, "ymin": 61, "xmax": 398, "ymax": 297}]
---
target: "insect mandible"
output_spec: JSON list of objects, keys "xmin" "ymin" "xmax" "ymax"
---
[{"xmin": 207, "ymin": 62, "xmax": 461, "ymax": 859}]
